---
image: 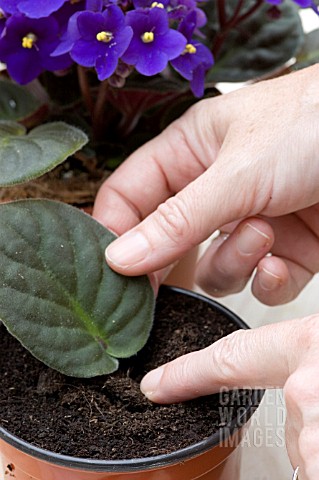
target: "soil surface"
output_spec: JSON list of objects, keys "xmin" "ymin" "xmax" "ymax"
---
[
  {"xmin": 0, "ymin": 157, "xmax": 109, "ymax": 207},
  {"xmin": 0, "ymin": 287, "xmax": 255, "ymax": 460}
]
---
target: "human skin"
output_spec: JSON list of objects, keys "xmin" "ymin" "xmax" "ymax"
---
[{"xmin": 93, "ymin": 64, "xmax": 319, "ymax": 479}]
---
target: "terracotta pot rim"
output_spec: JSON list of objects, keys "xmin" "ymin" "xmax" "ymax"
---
[{"xmin": 0, "ymin": 286, "xmax": 264, "ymax": 473}]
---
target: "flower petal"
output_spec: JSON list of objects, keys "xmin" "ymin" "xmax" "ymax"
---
[
  {"xmin": 6, "ymin": 49, "xmax": 43, "ymax": 84},
  {"xmin": 71, "ymin": 39, "xmax": 104, "ymax": 66},
  {"xmin": 135, "ymin": 48, "xmax": 168, "ymax": 75},
  {"xmin": 18, "ymin": 0, "xmax": 67, "ymax": 18},
  {"xmin": 95, "ymin": 50, "xmax": 118, "ymax": 79}
]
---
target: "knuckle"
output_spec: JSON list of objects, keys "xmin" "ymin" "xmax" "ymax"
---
[
  {"xmin": 284, "ymin": 369, "xmax": 319, "ymax": 414},
  {"xmin": 154, "ymin": 196, "xmax": 194, "ymax": 245},
  {"xmin": 166, "ymin": 111, "xmax": 211, "ymax": 173},
  {"xmin": 284, "ymin": 373, "xmax": 305, "ymax": 411},
  {"xmin": 163, "ymin": 353, "xmax": 202, "ymax": 397},
  {"xmin": 166, "ymin": 117, "xmax": 200, "ymax": 167},
  {"xmin": 167, "ymin": 119, "xmax": 193, "ymax": 156},
  {"xmin": 207, "ymin": 331, "xmax": 245, "ymax": 386}
]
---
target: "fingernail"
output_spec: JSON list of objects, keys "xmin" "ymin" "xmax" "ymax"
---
[
  {"xmin": 105, "ymin": 231, "xmax": 150, "ymax": 268},
  {"xmin": 259, "ymin": 267, "xmax": 282, "ymax": 291},
  {"xmin": 140, "ymin": 367, "xmax": 164, "ymax": 399},
  {"xmin": 237, "ymin": 223, "xmax": 270, "ymax": 255}
]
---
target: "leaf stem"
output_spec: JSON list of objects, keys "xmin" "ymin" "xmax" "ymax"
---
[
  {"xmin": 217, "ymin": 0, "xmax": 227, "ymax": 28},
  {"xmin": 92, "ymin": 80, "xmax": 109, "ymax": 141},
  {"xmin": 77, "ymin": 65, "xmax": 94, "ymax": 117},
  {"xmin": 212, "ymin": 0, "xmax": 264, "ymax": 58},
  {"xmin": 229, "ymin": 0, "xmax": 245, "ymax": 24}
]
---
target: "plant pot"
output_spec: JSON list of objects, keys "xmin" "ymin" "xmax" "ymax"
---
[
  {"xmin": 164, "ymin": 247, "xmax": 199, "ymax": 290},
  {"xmin": 0, "ymin": 286, "xmax": 263, "ymax": 480}
]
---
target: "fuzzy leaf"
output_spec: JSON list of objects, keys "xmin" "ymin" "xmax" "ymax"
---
[
  {"xmin": 293, "ymin": 29, "xmax": 319, "ymax": 70},
  {"xmin": 0, "ymin": 121, "xmax": 88, "ymax": 187},
  {"xmin": 0, "ymin": 79, "xmax": 41, "ymax": 121},
  {"xmin": 205, "ymin": 0, "xmax": 304, "ymax": 82},
  {"xmin": 0, "ymin": 200, "xmax": 155, "ymax": 377}
]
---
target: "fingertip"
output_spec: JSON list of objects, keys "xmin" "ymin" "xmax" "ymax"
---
[
  {"xmin": 252, "ymin": 256, "xmax": 293, "ymax": 305},
  {"xmin": 140, "ymin": 367, "xmax": 165, "ymax": 403},
  {"xmin": 104, "ymin": 230, "xmax": 151, "ymax": 273},
  {"xmin": 236, "ymin": 220, "xmax": 273, "ymax": 256},
  {"xmin": 195, "ymin": 217, "xmax": 275, "ymax": 297},
  {"xmin": 258, "ymin": 265, "xmax": 282, "ymax": 291}
]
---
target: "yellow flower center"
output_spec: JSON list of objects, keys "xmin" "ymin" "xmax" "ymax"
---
[
  {"xmin": 141, "ymin": 31, "xmax": 154, "ymax": 43},
  {"xmin": 96, "ymin": 31, "xmax": 113, "ymax": 43},
  {"xmin": 22, "ymin": 33, "xmax": 37, "ymax": 49},
  {"xmin": 151, "ymin": 2, "xmax": 165, "ymax": 8},
  {"xmin": 184, "ymin": 43, "xmax": 197, "ymax": 54}
]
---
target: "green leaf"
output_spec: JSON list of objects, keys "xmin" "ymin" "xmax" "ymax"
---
[
  {"xmin": 0, "ymin": 200, "xmax": 155, "ymax": 377},
  {"xmin": 0, "ymin": 79, "xmax": 41, "ymax": 121},
  {"xmin": 205, "ymin": 0, "xmax": 304, "ymax": 82},
  {"xmin": 293, "ymin": 29, "xmax": 319, "ymax": 70},
  {"xmin": 0, "ymin": 121, "xmax": 88, "ymax": 187}
]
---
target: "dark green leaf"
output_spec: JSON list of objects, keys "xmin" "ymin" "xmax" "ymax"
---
[
  {"xmin": 293, "ymin": 29, "xmax": 319, "ymax": 70},
  {"xmin": 0, "ymin": 79, "xmax": 41, "ymax": 121},
  {"xmin": 0, "ymin": 200, "xmax": 155, "ymax": 377},
  {"xmin": 0, "ymin": 121, "xmax": 88, "ymax": 187},
  {"xmin": 205, "ymin": 0, "xmax": 304, "ymax": 82}
]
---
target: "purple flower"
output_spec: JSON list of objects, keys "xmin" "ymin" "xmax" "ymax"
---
[
  {"xmin": 86, "ymin": 0, "xmax": 105, "ymax": 10},
  {"xmin": 122, "ymin": 8, "xmax": 186, "ymax": 76},
  {"xmin": 0, "ymin": 0, "xmax": 68, "ymax": 18},
  {"xmin": 50, "ymin": 1, "xmax": 87, "ymax": 57},
  {"xmin": 0, "ymin": 0, "xmax": 19, "ymax": 14},
  {"xmin": 167, "ymin": 0, "xmax": 195, "ymax": 22},
  {"xmin": 0, "ymin": 9, "xmax": 7, "ymax": 36},
  {"xmin": 51, "ymin": 0, "xmax": 107, "ymax": 57},
  {"xmin": 0, "ymin": 14, "xmax": 72, "ymax": 84},
  {"xmin": 170, "ymin": 11, "xmax": 213, "ymax": 97},
  {"xmin": 53, "ymin": 1, "xmax": 86, "ymax": 30},
  {"xmin": 69, "ymin": 6, "xmax": 133, "ymax": 80}
]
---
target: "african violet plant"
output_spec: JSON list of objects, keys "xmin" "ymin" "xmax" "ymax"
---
[{"xmin": 0, "ymin": 0, "xmax": 318, "ymax": 378}]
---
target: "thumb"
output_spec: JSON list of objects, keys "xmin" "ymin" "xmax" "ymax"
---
[
  {"xmin": 140, "ymin": 319, "xmax": 305, "ymax": 404},
  {"xmin": 105, "ymin": 157, "xmax": 259, "ymax": 276}
]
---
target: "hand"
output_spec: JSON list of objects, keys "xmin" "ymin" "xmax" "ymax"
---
[
  {"xmin": 93, "ymin": 64, "xmax": 319, "ymax": 305},
  {"xmin": 139, "ymin": 315, "xmax": 319, "ymax": 480}
]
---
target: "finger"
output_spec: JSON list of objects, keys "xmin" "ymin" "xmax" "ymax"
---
[
  {"xmin": 266, "ymin": 214, "xmax": 319, "ymax": 276},
  {"xmin": 104, "ymin": 143, "xmax": 269, "ymax": 275},
  {"xmin": 251, "ymin": 212, "xmax": 319, "ymax": 305},
  {"xmin": 195, "ymin": 218, "xmax": 274, "ymax": 296},
  {"xmin": 196, "ymin": 212, "xmax": 318, "ymax": 305},
  {"xmin": 252, "ymin": 256, "xmax": 312, "ymax": 306},
  {"xmin": 140, "ymin": 319, "xmax": 305, "ymax": 404},
  {"xmin": 93, "ymin": 99, "xmax": 220, "ymax": 235}
]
